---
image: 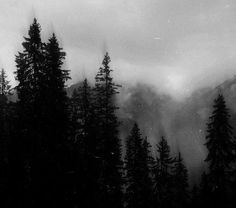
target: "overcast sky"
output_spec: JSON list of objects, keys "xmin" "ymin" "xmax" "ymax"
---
[{"xmin": 1, "ymin": 0, "xmax": 236, "ymax": 99}]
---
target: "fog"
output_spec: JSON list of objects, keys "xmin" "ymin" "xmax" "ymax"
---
[
  {"xmin": 1, "ymin": 0, "xmax": 236, "ymax": 99},
  {"xmin": 116, "ymin": 77, "xmax": 236, "ymax": 183},
  {"xmin": 2, "ymin": 0, "xmax": 236, "ymax": 182}
]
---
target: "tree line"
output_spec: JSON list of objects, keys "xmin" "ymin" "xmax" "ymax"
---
[{"xmin": 1, "ymin": 18, "xmax": 236, "ymax": 208}]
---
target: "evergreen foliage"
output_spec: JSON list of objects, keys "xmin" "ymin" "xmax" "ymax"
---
[
  {"xmin": 0, "ymin": 69, "xmax": 11, "ymax": 207},
  {"xmin": 204, "ymin": 93, "xmax": 235, "ymax": 206},
  {"xmin": 125, "ymin": 123, "xmax": 154, "ymax": 208},
  {"xmin": 0, "ymin": 68, "xmax": 11, "ymax": 96},
  {"xmin": 68, "ymin": 79, "xmax": 99, "ymax": 207},
  {"xmin": 14, "ymin": 18, "xmax": 45, "ymax": 207},
  {"xmin": 154, "ymin": 136, "xmax": 175, "ymax": 208},
  {"xmin": 172, "ymin": 152, "xmax": 189, "ymax": 208},
  {"xmin": 94, "ymin": 52, "xmax": 123, "ymax": 208},
  {"xmin": 3, "ymin": 17, "xmax": 236, "ymax": 208}
]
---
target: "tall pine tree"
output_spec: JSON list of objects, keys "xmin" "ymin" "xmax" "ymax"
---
[
  {"xmin": 154, "ymin": 136, "xmax": 175, "ymax": 208},
  {"xmin": 0, "ymin": 68, "xmax": 11, "ymax": 207},
  {"xmin": 0, "ymin": 68, "xmax": 11, "ymax": 161},
  {"xmin": 14, "ymin": 20, "xmax": 70, "ymax": 207},
  {"xmin": 68, "ymin": 79, "xmax": 100, "ymax": 208},
  {"xmin": 190, "ymin": 185, "xmax": 200, "ymax": 208},
  {"xmin": 199, "ymin": 171, "xmax": 211, "ymax": 207},
  {"xmin": 94, "ymin": 52, "xmax": 123, "ymax": 208},
  {"xmin": 15, "ymin": 18, "xmax": 45, "ymax": 162},
  {"xmin": 172, "ymin": 152, "xmax": 189, "ymax": 208},
  {"xmin": 205, "ymin": 93, "xmax": 234, "ymax": 206},
  {"xmin": 15, "ymin": 18, "xmax": 44, "ymax": 124},
  {"xmin": 0, "ymin": 68, "xmax": 11, "ymax": 96},
  {"xmin": 14, "ymin": 18, "xmax": 45, "ymax": 207},
  {"xmin": 34, "ymin": 32, "xmax": 70, "ymax": 207},
  {"xmin": 43, "ymin": 33, "xmax": 70, "ymax": 148},
  {"xmin": 125, "ymin": 123, "xmax": 154, "ymax": 208}
]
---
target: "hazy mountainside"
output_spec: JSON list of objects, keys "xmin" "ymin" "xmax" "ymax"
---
[
  {"xmin": 117, "ymin": 84, "xmax": 207, "ymax": 183},
  {"xmin": 66, "ymin": 82, "xmax": 83, "ymax": 97},
  {"xmin": 9, "ymin": 76, "xmax": 236, "ymax": 183},
  {"xmin": 68, "ymin": 76, "xmax": 236, "ymax": 183},
  {"xmin": 118, "ymin": 77, "xmax": 236, "ymax": 183},
  {"xmin": 10, "ymin": 75, "xmax": 236, "ymax": 174}
]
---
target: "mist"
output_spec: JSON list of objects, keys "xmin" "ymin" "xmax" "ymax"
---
[
  {"xmin": 2, "ymin": 1, "xmax": 236, "ymax": 206},
  {"xmin": 2, "ymin": 0, "xmax": 236, "ymax": 183},
  {"xmin": 1, "ymin": 0, "xmax": 236, "ymax": 100}
]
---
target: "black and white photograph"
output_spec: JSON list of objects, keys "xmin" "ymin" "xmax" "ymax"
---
[{"xmin": 1, "ymin": 0, "xmax": 236, "ymax": 207}]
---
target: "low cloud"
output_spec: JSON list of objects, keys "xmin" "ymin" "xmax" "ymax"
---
[{"xmin": 1, "ymin": 0, "xmax": 236, "ymax": 98}]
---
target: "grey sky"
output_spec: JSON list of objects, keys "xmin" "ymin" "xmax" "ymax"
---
[{"xmin": 0, "ymin": 0, "xmax": 236, "ymax": 99}]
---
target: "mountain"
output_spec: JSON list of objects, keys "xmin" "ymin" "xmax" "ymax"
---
[{"xmin": 68, "ymin": 76, "xmax": 236, "ymax": 183}]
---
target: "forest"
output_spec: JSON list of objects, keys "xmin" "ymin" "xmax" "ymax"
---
[{"xmin": 0, "ymin": 18, "xmax": 236, "ymax": 208}]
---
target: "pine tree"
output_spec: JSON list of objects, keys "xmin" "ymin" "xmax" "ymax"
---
[
  {"xmin": 0, "ymin": 68, "xmax": 11, "ymax": 96},
  {"xmin": 74, "ymin": 79, "xmax": 98, "ymax": 165},
  {"xmin": 0, "ymin": 68, "xmax": 11, "ymax": 157},
  {"xmin": 172, "ymin": 152, "xmax": 189, "ymax": 208},
  {"xmin": 154, "ymin": 136, "xmax": 175, "ymax": 208},
  {"xmin": 15, "ymin": 18, "xmax": 45, "ymax": 159},
  {"xmin": 36, "ymin": 33, "xmax": 70, "ymax": 207},
  {"xmin": 75, "ymin": 79, "xmax": 93, "ymax": 144},
  {"xmin": 141, "ymin": 137, "xmax": 155, "ymax": 207},
  {"xmin": 94, "ymin": 52, "xmax": 123, "ymax": 208},
  {"xmin": 43, "ymin": 33, "xmax": 70, "ymax": 147},
  {"xmin": 190, "ymin": 185, "xmax": 200, "ymax": 208},
  {"xmin": 125, "ymin": 123, "xmax": 154, "ymax": 208},
  {"xmin": 69, "ymin": 88, "xmax": 80, "ymax": 142},
  {"xmin": 69, "ymin": 79, "xmax": 100, "ymax": 207},
  {"xmin": 15, "ymin": 18, "xmax": 44, "ymax": 121},
  {"xmin": 0, "ymin": 68, "xmax": 11, "ymax": 207},
  {"xmin": 14, "ymin": 20, "xmax": 70, "ymax": 207},
  {"xmin": 14, "ymin": 18, "xmax": 45, "ymax": 207},
  {"xmin": 205, "ymin": 93, "xmax": 234, "ymax": 205},
  {"xmin": 125, "ymin": 123, "xmax": 142, "ymax": 208},
  {"xmin": 199, "ymin": 171, "xmax": 211, "ymax": 207}
]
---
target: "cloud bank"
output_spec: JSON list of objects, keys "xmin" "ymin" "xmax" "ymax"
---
[{"xmin": 1, "ymin": 0, "xmax": 236, "ymax": 99}]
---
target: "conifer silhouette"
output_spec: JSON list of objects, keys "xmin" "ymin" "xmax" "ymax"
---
[
  {"xmin": 125, "ymin": 123, "xmax": 154, "ymax": 208},
  {"xmin": 94, "ymin": 52, "xmax": 123, "ymax": 208},
  {"xmin": 205, "ymin": 93, "xmax": 235, "ymax": 206}
]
